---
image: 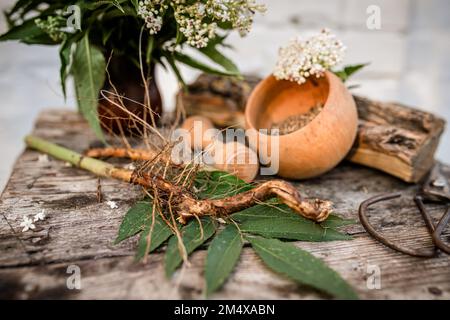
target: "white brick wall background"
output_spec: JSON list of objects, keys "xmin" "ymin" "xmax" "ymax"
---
[{"xmin": 0, "ymin": 0, "xmax": 449, "ymax": 190}]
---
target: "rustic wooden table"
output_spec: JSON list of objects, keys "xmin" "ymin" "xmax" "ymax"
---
[{"xmin": 1, "ymin": 110, "xmax": 449, "ymax": 299}]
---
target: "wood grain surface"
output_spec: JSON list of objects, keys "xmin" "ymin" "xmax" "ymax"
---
[{"xmin": 0, "ymin": 110, "xmax": 449, "ymax": 300}]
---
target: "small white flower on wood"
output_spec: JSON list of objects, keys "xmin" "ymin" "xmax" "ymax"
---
[
  {"xmin": 38, "ymin": 154, "xmax": 49, "ymax": 163},
  {"xmin": 20, "ymin": 216, "xmax": 36, "ymax": 232},
  {"xmin": 106, "ymin": 200, "xmax": 119, "ymax": 209},
  {"xmin": 33, "ymin": 209, "xmax": 46, "ymax": 222}
]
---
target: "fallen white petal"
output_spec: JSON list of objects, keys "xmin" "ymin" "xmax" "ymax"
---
[{"xmin": 38, "ymin": 154, "xmax": 49, "ymax": 163}]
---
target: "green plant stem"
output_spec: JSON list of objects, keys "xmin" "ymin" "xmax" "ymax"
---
[
  {"xmin": 24, "ymin": 135, "xmax": 179, "ymax": 192},
  {"xmin": 25, "ymin": 135, "xmax": 115, "ymax": 177}
]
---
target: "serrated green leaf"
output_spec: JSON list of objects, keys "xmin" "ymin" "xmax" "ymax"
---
[
  {"xmin": 110, "ymin": 0, "xmax": 125, "ymax": 13},
  {"xmin": 164, "ymin": 53, "xmax": 186, "ymax": 87},
  {"xmin": 0, "ymin": 19, "xmax": 49, "ymax": 43},
  {"xmin": 205, "ymin": 224, "xmax": 243, "ymax": 296},
  {"xmin": 114, "ymin": 201, "xmax": 152, "ymax": 244},
  {"xmin": 248, "ymin": 236, "xmax": 358, "ymax": 299},
  {"xmin": 59, "ymin": 35, "xmax": 78, "ymax": 98},
  {"xmin": 135, "ymin": 214, "xmax": 173, "ymax": 261},
  {"xmin": 194, "ymin": 170, "xmax": 253, "ymax": 199},
  {"xmin": 232, "ymin": 202, "xmax": 304, "ymax": 222},
  {"xmin": 199, "ymin": 44, "xmax": 240, "ymax": 75},
  {"xmin": 174, "ymin": 52, "xmax": 239, "ymax": 77},
  {"xmin": 165, "ymin": 218, "xmax": 216, "ymax": 277},
  {"xmin": 320, "ymin": 215, "xmax": 356, "ymax": 229},
  {"xmin": 72, "ymin": 34, "xmax": 106, "ymax": 142},
  {"xmin": 334, "ymin": 63, "xmax": 369, "ymax": 82},
  {"xmin": 232, "ymin": 202, "xmax": 353, "ymax": 240},
  {"xmin": 240, "ymin": 217, "xmax": 351, "ymax": 241}
]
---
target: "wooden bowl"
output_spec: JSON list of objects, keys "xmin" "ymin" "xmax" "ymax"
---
[{"xmin": 245, "ymin": 71, "xmax": 358, "ymax": 179}]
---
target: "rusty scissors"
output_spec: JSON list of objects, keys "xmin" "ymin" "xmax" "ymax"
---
[{"xmin": 359, "ymin": 164, "xmax": 450, "ymax": 257}]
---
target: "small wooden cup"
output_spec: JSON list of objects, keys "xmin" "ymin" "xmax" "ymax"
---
[{"xmin": 245, "ymin": 71, "xmax": 358, "ymax": 179}]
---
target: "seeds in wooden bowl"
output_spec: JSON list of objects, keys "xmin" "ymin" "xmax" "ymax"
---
[{"xmin": 269, "ymin": 103, "xmax": 324, "ymax": 135}]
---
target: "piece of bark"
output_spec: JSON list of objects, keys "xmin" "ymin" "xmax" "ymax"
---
[
  {"xmin": 348, "ymin": 96, "xmax": 445, "ymax": 183},
  {"xmin": 177, "ymin": 74, "xmax": 446, "ymax": 183}
]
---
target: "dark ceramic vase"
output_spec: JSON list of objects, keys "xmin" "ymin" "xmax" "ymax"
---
[{"xmin": 98, "ymin": 56, "xmax": 162, "ymax": 135}]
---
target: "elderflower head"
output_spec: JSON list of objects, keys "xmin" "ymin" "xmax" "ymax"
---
[
  {"xmin": 35, "ymin": 16, "xmax": 66, "ymax": 42},
  {"xmin": 274, "ymin": 29, "xmax": 346, "ymax": 85},
  {"xmin": 138, "ymin": 0, "xmax": 166, "ymax": 35},
  {"xmin": 137, "ymin": 0, "xmax": 266, "ymax": 48}
]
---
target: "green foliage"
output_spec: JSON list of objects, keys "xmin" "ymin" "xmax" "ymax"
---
[
  {"xmin": 173, "ymin": 52, "xmax": 240, "ymax": 77},
  {"xmin": 333, "ymin": 63, "xmax": 369, "ymax": 82},
  {"xmin": 0, "ymin": 0, "xmax": 243, "ymax": 139},
  {"xmin": 194, "ymin": 170, "xmax": 253, "ymax": 199},
  {"xmin": 113, "ymin": 170, "xmax": 357, "ymax": 299},
  {"xmin": 320, "ymin": 215, "xmax": 357, "ymax": 229},
  {"xmin": 240, "ymin": 217, "xmax": 351, "ymax": 241},
  {"xmin": 205, "ymin": 224, "xmax": 243, "ymax": 296},
  {"xmin": 164, "ymin": 217, "xmax": 216, "ymax": 277},
  {"xmin": 114, "ymin": 200, "xmax": 153, "ymax": 244},
  {"xmin": 248, "ymin": 236, "xmax": 358, "ymax": 300},
  {"xmin": 233, "ymin": 203, "xmax": 352, "ymax": 241},
  {"xmin": 135, "ymin": 214, "xmax": 172, "ymax": 261},
  {"xmin": 72, "ymin": 33, "xmax": 106, "ymax": 142}
]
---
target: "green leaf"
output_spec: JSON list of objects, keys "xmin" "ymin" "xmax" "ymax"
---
[
  {"xmin": 110, "ymin": 0, "xmax": 125, "ymax": 13},
  {"xmin": 102, "ymin": 28, "xmax": 115, "ymax": 46},
  {"xmin": 194, "ymin": 170, "xmax": 253, "ymax": 199},
  {"xmin": 59, "ymin": 36, "xmax": 77, "ymax": 99},
  {"xmin": 240, "ymin": 217, "xmax": 351, "ymax": 241},
  {"xmin": 114, "ymin": 201, "xmax": 153, "ymax": 244},
  {"xmin": 72, "ymin": 33, "xmax": 106, "ymax": 142},
  {"xmin": 232, "ymin": 202, "xmax": 353, "ymax": 241},
  {"xmin": 135, "ymin": 214, "xmax": 173, "ymax": 261},
  {"xmin": 199, "ymin": 44, "xmax": 240, "ymax": 75},
  {"xmin": 232, "ymin": 202, "xmax": 303, "ymax": 222},
  {"xmin": 165, "ymin": 218, "xmax": 216, "ymax": 277},
  {"xmin": 130, "ymin": 0, "xmax": 139, "ymax": 11},
  {"xmin": 205, "ymin": 224, "xmax": 243, "ymax": 296},
  {"xmin": 320, "ymin": 215, "xmax": 356, "ymax": 229},
  {"xmin": 0, "ymin": 19, "xmax": 50, "ymax": 43},
  {"xmin": 164, "ymin": 53, "xmax": 186, "ymax": 87},
  {"xmin": 334, "ymin": 63, "xmax": 369, "ymax": 82},
  {"xmin": 174, "ymin": 52, "xmax": 239, "ymax": 77},
  {"xmin": 248, "ymin": 236, "xmax": 358, "ymax": 299}
]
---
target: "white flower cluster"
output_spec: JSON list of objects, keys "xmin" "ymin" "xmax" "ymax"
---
[
  {"xmin": 35, "ymin": 16, "xmax": 66, "ymax": 41},
  {"xmin": 138, "ymin": 0, "xmax": 167, "ymax": 35},
  {"xmin": 20, "ymin": 209, "xmax": 46, "ymax": 232},
  {"xmin": 206, "ymin": 0, "xmax": 266, "ymax": 37},
  {"xmin": 273, "ymin": 29, "xmax": 346, "ymax": 85},
  {"xmin": 137, "ymin": 0, "xmax": 265, "ymax": 48}
]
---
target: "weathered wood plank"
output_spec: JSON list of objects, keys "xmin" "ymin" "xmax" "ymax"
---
[{"xmin": 0, "ymin": 110, "xmax": 449, "ymax": 299}]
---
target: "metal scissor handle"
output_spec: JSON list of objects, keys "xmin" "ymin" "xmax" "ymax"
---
[
  {"xmin": 359, "ymin": 164, "xmax": 450, "ymax": 257},
  {"xmin": 359, "ymin": 193, "xmax": 438, "ymax": 258}
]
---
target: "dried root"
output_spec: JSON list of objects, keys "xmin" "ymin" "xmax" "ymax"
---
[
  {"xmin": 175, "ymin": 180, "xmax": 332, "ymax": 223},
  {"xmin": 86, "ymin": 147, "xmax": 332, "ymax": 223},
  {"xmin": 27, "ymin": 136, "xmax": 332, "ymax": 226}
]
